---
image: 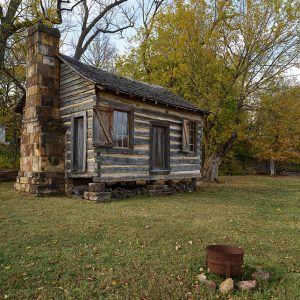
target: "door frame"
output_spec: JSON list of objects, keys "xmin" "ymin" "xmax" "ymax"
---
[
  {"xmin": 71, "ymin": 111, "xmax": 87, "ymax": 173},
  {"xmin": 149, "ymin": 120, "xmax": 170, "ymax": 175}
]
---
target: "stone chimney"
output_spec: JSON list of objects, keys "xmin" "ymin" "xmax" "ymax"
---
[{"xmin": 15, "ymin": 24, "xmax": 65, "ymax": 195}]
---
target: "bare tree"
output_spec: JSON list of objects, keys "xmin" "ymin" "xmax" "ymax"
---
[
  {"xmin": 0, "ymin": 0, "xmax": 83, "ymax": 99},
  {"xmin": 0, "ymin": 0, "xmax": 28, "ymax": 93},
  {"xmin": 81, "ymin": 34, "xmax": 117, "ymax": 71},
  {"xmin": 138, "ymin": 0, "xmax": 166, "ymax": 34},
  {"xmin": 72, "ymin": 0, "xmax": 134, "ymax": 60}
]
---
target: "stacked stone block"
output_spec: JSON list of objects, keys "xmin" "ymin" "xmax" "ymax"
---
[
  {"xmin": 15, "ymin": 24, "xmax": 65, "ymax": 195},
  {"xmin": 83, "ymin": 183, "xmax": 112, "ymax": 202}
]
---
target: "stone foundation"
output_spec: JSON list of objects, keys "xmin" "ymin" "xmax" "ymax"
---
[
  {"xmin": 84, "ymin": 191, "xmax": 112, "ymax": 202},
  {"xmin": 69, "ymin": 179, "xmax": 197, "ymax": 202},
  {"xmin": 15, "ymin": 171, "xmax": 65, "ymax": 195}
]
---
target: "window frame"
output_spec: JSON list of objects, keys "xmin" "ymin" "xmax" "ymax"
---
[
  {"xmin": 149, "ymin": 120, "xmax": 171, "ymax": 175},
  {"xmin": 93, "ymin": 104, "xmax": 134, "ymax": 150},
  {"xmin": 71, "ymin": 111, "xmax": 87, "ymax": 173},
  {"xmin": 182, "ymin": 119, "xmax": 198, "ymax": 155}
]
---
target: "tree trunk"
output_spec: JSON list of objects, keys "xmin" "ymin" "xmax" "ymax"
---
[
  {"xmin": 202, "ymin": 152, "xmax": 223, "ymax": 182},
  {"xmin": 202, "ymin": 130, "xmax": 238, "ymax": 182}
]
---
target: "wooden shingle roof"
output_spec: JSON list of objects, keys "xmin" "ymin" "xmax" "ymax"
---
[{"xmin": 59, "ymin": 54, "xmax": 207, "ymax": 114}]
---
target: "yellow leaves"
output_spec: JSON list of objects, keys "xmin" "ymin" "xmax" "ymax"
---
[
  {"xmin": 118, "ymin": 0, "xmax": 300, "ymax": 172},
  {"xmin": 13, "ymin": 65, "xmax": 26, "ymax": 81},
  {"xmin": 253, "ymin": 86, "xmax": 300, "ymax": 163}
]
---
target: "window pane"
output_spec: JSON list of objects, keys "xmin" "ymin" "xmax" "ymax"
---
[
  {"xmin": 188, "ymin": 121, "xmax": 196, "ymax": 151},
  {"xmin": 113, "ymin": 111, "xmax": 118, "ymax": 143},
  {"xmin": 122, "ymin": 112, "xmax": 128, "ymax": 136},
  {"xmin": 113, "ymin": 110, "xmax": 129, "ymax": 148}
]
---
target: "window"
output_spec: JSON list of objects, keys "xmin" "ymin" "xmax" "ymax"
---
[
  {"xmin": 93, "ymin": 105, "xmax": 133, "ymax": 149},
  {"xmin": 71, "ymin": 113, "xmax": 87, "ymax": 172},
  {"xmin": 188, "ymin": 121, "xmax": 196, "ymax": 152},
  {"xmin": 182, "ymin": 120, "xmax": 197, "ymax": 153},
  {"xmin": 113, "ymin": 110, "xmax": 129, "ymax": 148}
]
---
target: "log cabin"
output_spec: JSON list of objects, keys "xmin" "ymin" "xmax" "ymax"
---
[{"xmin": 15, "ymin": 24, "xmax": 208, "ymax": 200}]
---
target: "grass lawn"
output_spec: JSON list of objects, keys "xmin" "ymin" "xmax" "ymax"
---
[{"xmin": 0, "ymin": 176, "xmax": 299, "ymax": 299}]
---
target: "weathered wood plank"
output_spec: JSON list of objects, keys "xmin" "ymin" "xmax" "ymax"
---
[
  {"xmin": 60, "ymin": 85, "xmax": 95, "ymax": 100},
  {"xmin": 171, "ymin": 164, "xmax": 200, "ymax": 172},
  {"xmin": 60, "ymin": 72, "xmax": 83, "ymax": 84},
  {"xmin": 60, "ymin": 93, "xmax": 95, "ymax": 107},
  {"xmin": 98, "ymin": 156, "xmax": 149, "ymax": 165},
  {"xmin": 60, "ymin": 75, "xmax": 88, "ymax": 87},
  {"xmin": 97, "ymin": 91, "xmax": 203, "ymax": 122},
  {"xmin": 94, "ymin": 171, "xmax": 201, "ymax": 182},
  {"xmin": 134, "ymin": 128, "xmax": 185, "ymax": 139},
  {"xmin": 100, "ymin": 166, "xmax": 149, "ymax": 174},
  {"xmin": 60, "ymin": 80, "xmax": 94, "ymax": 95},
  {"xmin": 170, "ymin": 157, "xmax": 200, "ymax": 164},
  {"xmin": 135, "ymin": 112, "xmax": 182, "ymax": 125},
  {"xmin": 61, "ymin": 99, "xmax": 93, "ymax": 112},
  {"xmin": 61, "ymin": 109, "xmax": 93, "ymax": 120},
  {"xmin": 60, "ymin": 103, "xmax": 94, "ymax": 116},
  {"xmin": 96, "ymin": 148, "xmax": 149, "ymax": 156},
  {"xmin": 134, "ymin": 120, "xmax": 150, "ymax": 127}
]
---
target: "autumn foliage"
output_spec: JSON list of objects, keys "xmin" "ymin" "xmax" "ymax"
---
[{"xmin": 253, "ymin": 87, "xmax": 300, "ymax": 163}]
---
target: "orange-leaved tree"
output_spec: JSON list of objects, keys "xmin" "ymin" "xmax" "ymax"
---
[{"xmin": 253, "ymin": 86, "xmax": 300, "ymax": 174}]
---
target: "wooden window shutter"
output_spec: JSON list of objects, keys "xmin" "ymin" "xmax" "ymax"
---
[
  {"xmin": 182, "ymin": 119, "xmax": 189, "ymax": 152},
  {"xmin": 93, "ymin": 106, "xmax": 113, "ymax": 146}
]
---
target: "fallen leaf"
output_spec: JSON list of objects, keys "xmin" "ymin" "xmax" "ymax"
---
[{"xmin": 175, "ymin": 244, "xmax": 181, "ymax": 250}]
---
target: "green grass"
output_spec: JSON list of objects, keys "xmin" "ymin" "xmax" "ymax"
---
[
  {"xmin": 0, "ymin": 176, "xmax": 299, "ymax": 299},
  {"xmin": 0, "ymin": 144, "xmax": 19, "ymax": 169}
]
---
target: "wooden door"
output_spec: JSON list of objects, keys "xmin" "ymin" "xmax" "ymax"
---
[
  {"xmin": 150, "ymin": 122, "xmax": 170, "ymax": 174},
  {"xmin": 73, "ymin": 116, "xmax": 84, "ymax": 171}
]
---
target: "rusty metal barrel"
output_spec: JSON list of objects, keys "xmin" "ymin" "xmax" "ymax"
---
[{"xmin": 206, "ymin": 245, "xmax": 244, "ymax": 278}]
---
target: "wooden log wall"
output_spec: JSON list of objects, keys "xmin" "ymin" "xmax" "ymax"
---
[
  {"xmin": 94, "ymin": 89, "xmax": 203, "ymax": 183},
  {"xmin": 59, "ymin": 62, "xmax": 204, "ymax": 183},
  {"xmin": 59, "ymin": 63, "xmax": 96, "ymax": 177}
]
